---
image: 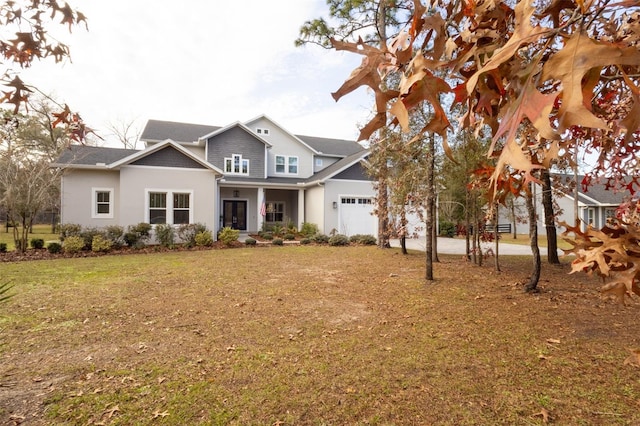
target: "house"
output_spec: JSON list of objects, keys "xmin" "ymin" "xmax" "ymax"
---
[
  {"xmin": 501, "ymin": 174, "xmax": 627, "ymax": 236},
  {"xmin": 52, "ymin": 115, "xmax": 378, "ymax": 238}
]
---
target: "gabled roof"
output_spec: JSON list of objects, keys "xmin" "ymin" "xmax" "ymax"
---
[
  {"xmin": 109, "ymin": 139, "xmax": 223, "ymax": 173},
  {"xmin": 52, "ymin": 145, "xmax": 138, "ymax": 169},
  {"xmin": 553, "ymin": 174, "xmax": 627, "ymax": 205},
  {"xmin": 140, "ymin": 117, "xmax": 365, "ymax": 158},
  {"xmin": 199, "ymin": 121, "xmax": 272, "ymax": 148},
  {"xmin": 304, "ymin": 150, "xmax": 370, "ymax": 185},
  {"xmin": 297, "ymin": 134, "xmax": 364, "ymax": 157},
  {"xmin": 140, "ymin": 119, "xmax": 219, "ymax": 144}
]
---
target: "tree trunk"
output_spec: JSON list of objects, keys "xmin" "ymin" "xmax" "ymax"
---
[
  {"xmin": 510, "ymin": 199, "xmax": 517, "ymax": 239},
  {"xmin": 425, "ymin": 134, "xmax": 435, "ymax": 281},
  {"xmin": 432, "ymin": 196, "xmax": 439, "ymax": 263},
  {"xmin": 494, "ymin": 203, "xmax": 500, "ymax": 272},
  {"xmin": 377, "ymin": 170, "xmax": 391, "ymax": 249},
  {"xmin": 541, "ymin": 169, "xmax": 560, "ymax": 264},
  {"xmin": 400, "ymin": 205, "xmax": 407, "ymax": 255},
  {"xmin": 525, "ymin": 184, "xmax": 541, "ymax": 292},
  {"xmin": 465, "ymin": 189, "xmax": 471, "ymax": 260}
]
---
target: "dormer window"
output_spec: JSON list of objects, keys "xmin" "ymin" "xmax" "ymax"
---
[
  {"xmin": 256, "ymin": 128, "xmax": 270, "ymax": 136},
  {"xmin": 224, "ymin": 154, "xmax": 249, "ymax": 175}
]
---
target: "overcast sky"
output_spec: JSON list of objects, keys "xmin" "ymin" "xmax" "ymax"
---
[{"xmin": 19, "ymin": 1, "xmax": 374, "ymax": 147}]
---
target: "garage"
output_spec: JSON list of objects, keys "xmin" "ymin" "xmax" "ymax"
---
[{"xmin": 338, "ymin": 196, "xmax": 377, "ymax": 236}]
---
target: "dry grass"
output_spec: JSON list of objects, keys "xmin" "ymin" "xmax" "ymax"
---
[{"xmin": 1, "ymin": 246, "xmax": 639, "ymax": 425}]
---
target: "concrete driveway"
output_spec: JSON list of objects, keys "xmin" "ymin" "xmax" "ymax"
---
[{"xmin": 390, "ymin": 237, "xmax": 551, "ymax": 256}]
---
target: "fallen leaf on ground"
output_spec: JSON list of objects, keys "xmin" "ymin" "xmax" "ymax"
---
[
  {"xmin": 533, "ymin": 407, "xmax": 551, "ymax": 423},
  {"xmin": 624, "ymin": 348, "xmax": 640, "ymax": 367}
]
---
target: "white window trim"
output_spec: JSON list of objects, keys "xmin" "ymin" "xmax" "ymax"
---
[
  {"xmin": 224, "ymin": 154, "xmax": 250, "ymax": 175},
  {"xmin": 275, "ymin": 155, "xmax": 299, "ymax": 175},
  {"xmin": 145, "ymin": 189, "xmax": 194, "ymax": 225},
  {"xmin": 92, "ymin": 187, "xmax": 114, "ymax": 219},
  {"xmin": 256, "ymin": 127, "xmax": 270, "ymax": 136}
]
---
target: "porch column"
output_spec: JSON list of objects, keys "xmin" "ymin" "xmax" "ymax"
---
[
  {"xmin": 298, "ymin": 188, "xmax": 305, "ymax": 230},
  {"xmin": 257, "ymin": 187, "xmax": 265, "ymax": 232}
]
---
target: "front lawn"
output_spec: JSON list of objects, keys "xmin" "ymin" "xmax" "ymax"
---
[
  {"xmin": 0, "ymin": 246, "xmax": 638, "ymax": 425},
  {"xmin": 0, "ymin": 224, "xmax": 59, "ymax": 251}
]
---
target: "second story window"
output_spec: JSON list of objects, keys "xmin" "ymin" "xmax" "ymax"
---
[
  {"xmin": 224, "ymin": 154, "xmax": 249, "ymax": 175},
  {"xmin": 256, "ymin": 128, "xmax": 270, "ymax": 136},
  {"xmin": 275, "ymin": 155, "xmax": 298, "ymax": 175}
]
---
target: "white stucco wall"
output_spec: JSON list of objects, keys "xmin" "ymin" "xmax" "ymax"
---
[
  {"xmin": 60, "ymin": 169, "xmax": 120, "ymax": 227},
  {"xmin": 118, "ymin": 165, "xmax": 218, "ymax": 230},
  {"xmin": 304, "ymin": 185, "xmax": 326, "ymax": 233}
]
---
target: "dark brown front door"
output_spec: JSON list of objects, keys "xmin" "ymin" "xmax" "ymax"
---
[{"xmin": 223, "ymin": 200, "xmax": 246, "ymax": 230}]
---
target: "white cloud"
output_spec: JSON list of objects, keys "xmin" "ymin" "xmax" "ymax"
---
[{"xmin": 17, "ymin": 0, "xmax": 373, "ymax": 145}]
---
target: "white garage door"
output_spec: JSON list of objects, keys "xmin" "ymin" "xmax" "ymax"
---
[{"xmin": 339, "ymin": 196, "xmax": 377, "ymax": 236}]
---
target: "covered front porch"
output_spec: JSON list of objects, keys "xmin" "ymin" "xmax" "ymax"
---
[{"xmin": 218, "ymin": 185, "xmax": 305, "ymax": 234}]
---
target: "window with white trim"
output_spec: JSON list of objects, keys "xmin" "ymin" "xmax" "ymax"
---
[
  {"xmin": 147, "ymin": 190, "xmax": 192, "ymax": 225},
  {"xmin": 315, "ymin": 158, "xmax": 323, "ymax": 167},
  {"xmin": 92, "ymin": 188, "xmax": 113, "ymax": 218},
  {"xmin": 256, "ymin": 128, "xmax": 270, "ymax": 136},
  {"xmin": 173, "ymin": 193, "xmax": 190, "ymax": 224},
  {"xmin": 275, "ymin": 155, "xmax": 298, "ymax": 175},
  {"xmin": 224, "ymin": 154, "xmax": 249, "ymax": 175}
]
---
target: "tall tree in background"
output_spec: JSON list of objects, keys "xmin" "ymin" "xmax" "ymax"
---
[
  {"xmin": 298, "ymin": 0, "xmax": 415, "ymax": 250},
  {"xmin": 324, "ymin": 0, "xmax": 640, "ymax": 291},
  {"xmin": 0, "ymin": 99, "xmax": 68, "ymax": 251}
]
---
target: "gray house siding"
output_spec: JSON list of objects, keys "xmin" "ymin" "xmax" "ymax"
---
[
  {"xmin": 333, "ymin": 163, "xmax": 369, "ymax": 180},
  {"xmin": 206, "ymin": 127, "xmax": 265, "ymax": 178},
  {"xmin": 132, "ymin": 146, "xmax": 207, "ymax": 169}
]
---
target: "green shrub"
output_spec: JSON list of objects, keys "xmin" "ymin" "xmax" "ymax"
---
[
  {"xmin": 123, "ymin": 231, "xmax": 139, "ymax": 247},
  {"xmin": 195, "ymin": 230, "xmax": 214, "ymax": 247},
  {"xmin": 104, "ymin": 225, "xmax": 125, "ymax": 248},
  {"xmin": 59, "ymin": 223, "xmax": 82, "ymax": 241},
  {"xmin": 177, "ymin": 223, "xmax": 208, "ymax": 247},
  {"xmin": 91, "ymin": 235, "xmax": 112, "ymax": 253},
  {"xmin": 300, "ymin": 238, "xmax": 312, "ymax": 245},
  {"xmin": 130, "ymin": 222, "xmax": 152, "ymax": 237},
  {"xmin": 439, "ymin": 221, "xmax": 456, "ymax": 238},
  {"xmin": 217, "ymin": 227, "xmax": 239, "ymax": 246},
  {"xmin": 272, "ymin": 238, "xmax": 284, "ymax": 246},
  {"xmin": 79, "ymin": 227, "xmax": 102, "ymax": 250},
  {"xmin": 260, "ymin": 231, "xmax": 273, "ymax": 240},
  {"xmin": 244, "ymin": 237, "xmax": 257, "ymax": 246},
  {"xmin": 30, "ymin": 238, "xmax": 45, "ymax": 249},
  {"xmin": 300, "ymin": 222, "xmax": 319, "ymax": 237},
  {"xmin": 283, "ymin": 233, "xmax": 296, "ymax": 241},
  {"xmin": 0, "ymin": 243, "xmax": 6, "ymax": 253},
  {"xmin": 63, "ymin": 236, "xmax": 85, "ymax": 254},
  {"xmin": 349, "ymin": 234, "xmax": 376, "ymax": 245},
  {"xmin": 124, "ymin": 223, "xmax": 152, "ymax": 247},
  {"xmin": 329, "ymin": 234, "xmax": 350, "ymax": 246},
  {"xmin": 47, "ymin": 242, "xmax": 62, "ymax": 254},
  {"xmin": 154, "ymin": 224, "xmax": 175, "ymax": 248},
  {"xmin": 313, "ymin": 234, "xmax": 329, "ymax": 244},
  {"xmin": 271, "ymin": 224, "xmax": 284, "ymax": 237}
]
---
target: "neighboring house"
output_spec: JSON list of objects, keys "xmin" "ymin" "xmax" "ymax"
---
[
  {"xmin": 52, "ymin": 115, "xmax": 377, "ymax": 238},
  {"xmin": 501, "ymin": 174, "xmax": 627, "ymax": 236}
]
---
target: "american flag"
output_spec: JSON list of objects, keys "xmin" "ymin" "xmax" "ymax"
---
[{"xmin": 260, "ymin": 201, "xmax": 266, "ymax": 217}]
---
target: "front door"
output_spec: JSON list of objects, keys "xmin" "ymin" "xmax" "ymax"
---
[{"xmin": 223, "ymin": 200, "xmax": 247, "ymax": 230}]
